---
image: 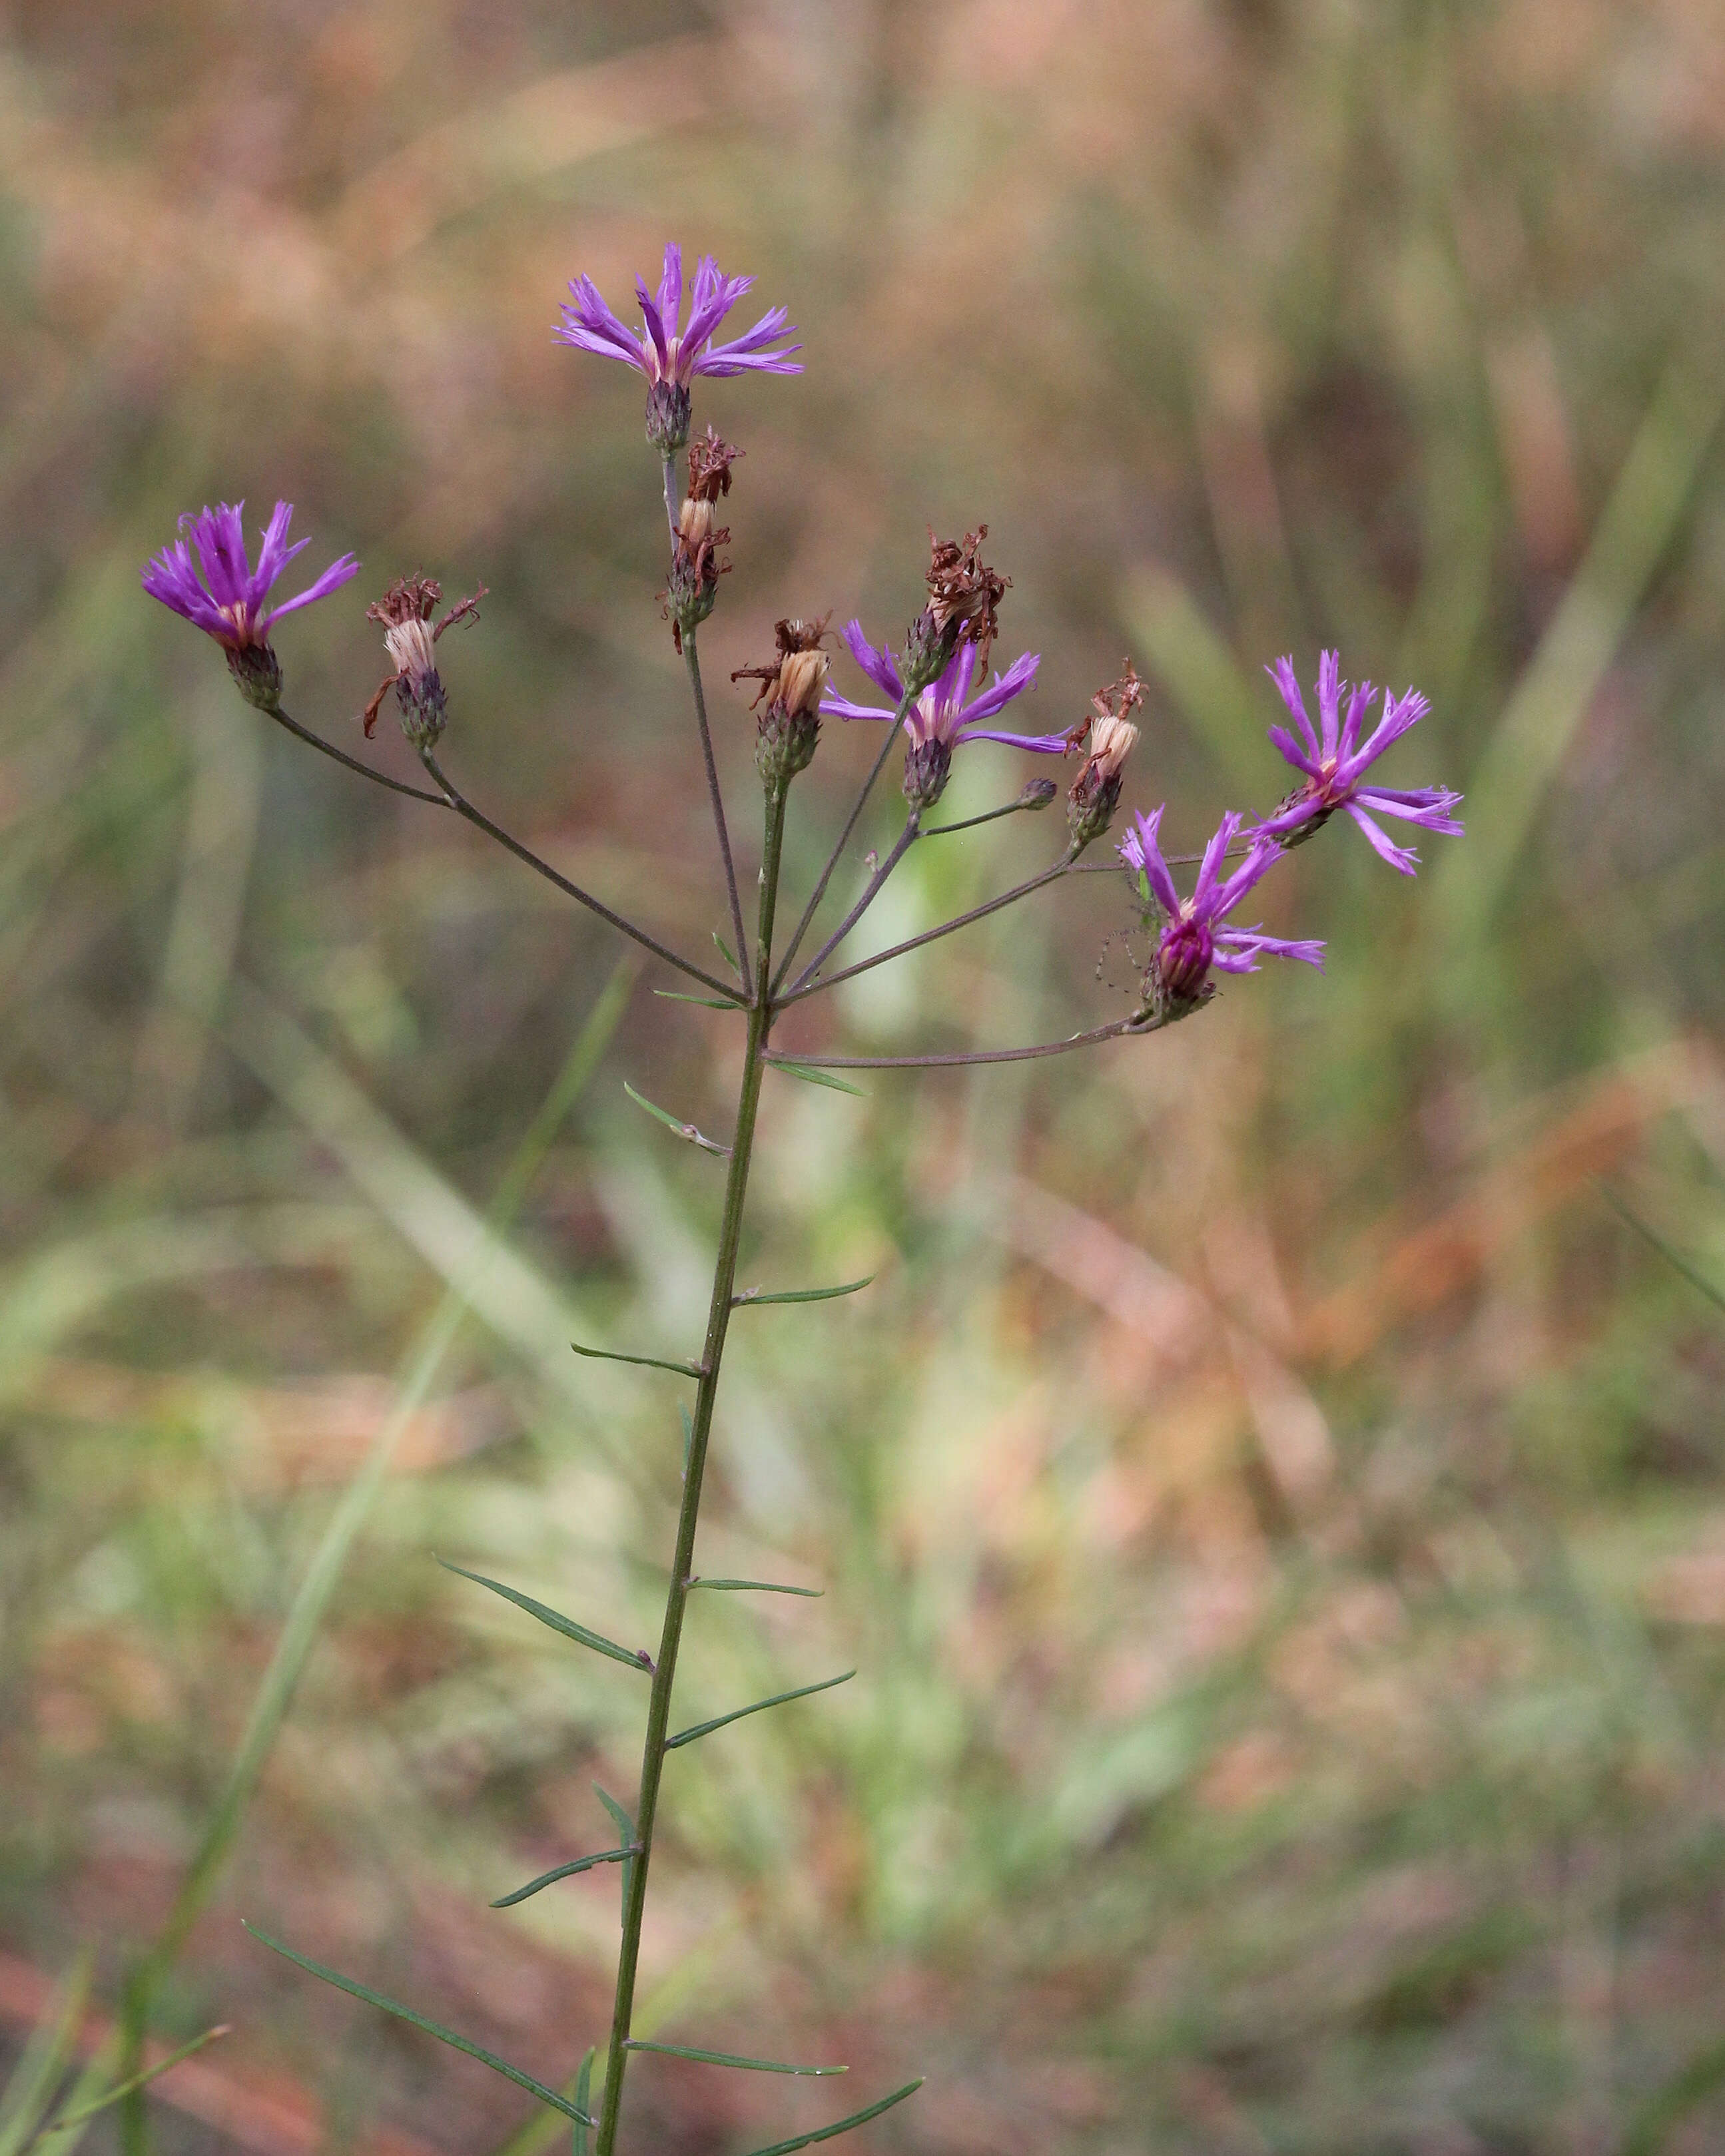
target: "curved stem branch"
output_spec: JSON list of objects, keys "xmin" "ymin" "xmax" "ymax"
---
[
  {"xmin": 770, "ymin": 702, "xmax": 911, "ymax": 994},
  {"xmin": 776, "ymin": 851, "xmax": 1076, "ymax": 1007},
  {"xmin": 418, "ymin": 752, "xmax": 745, "ymax": 1003},
  {"xmin": 683, "ymin": 634, "xmax": 753, "ymax": 1001},
  {"xmin": 594, "ymin": 782, "xmax": 789, "ymax": 2156},
  {"xmin": 763, "ymin": 1012, "xmax": 1161, "ymax": 1070},
  {"xmin": 267, "ymin": 705, "xmax": 448, "ymax": 803},
  {"xmin": 782, "ymin": 813, "xmax": 920, "ymax": 997}
]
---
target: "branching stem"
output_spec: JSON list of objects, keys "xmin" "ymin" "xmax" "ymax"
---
[
  {"xmin": 783, "ymin": 814, "xmax": 920, "ymax": 996},
  {"xmin": 683, "ymin": 634, "xmax": 753, "ymax": 1001},
  {"xmin": 771, "ymin": 702, "xmax": 911, "ymax": 993},
  {"xmin": 593, "ymin": 780, "xmax": 790, "ymax": 2156},
  {"xmin": 763, "ymin": 1011, "xmax": 1163, "ymax": 1070}
]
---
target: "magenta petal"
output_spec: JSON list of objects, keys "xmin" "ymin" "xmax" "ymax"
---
[
  {"xmin": 1345, "ymin": 800, "xmax": 1419, "ymax": 874},
  {"xmin": 1266, "ymin": 656, "xmax": 1319, "ymax": 762},
  {"xmin": 262, "ymin": 551, "xmax": 360, "ymax": 627},
  {"xmin": 956, "ymin": 726, "xmax": 1070, "ymax": 753},
  {"xmin": 958, "ymin": 649, "xmax": 1038, "ymax": 728},
  {"xmin": 635, "ymin": 280, "xmax": 670, "ymax": 374},
  {"xmin": 819, "ymin": 691, "xmax": 900, "ymax": 723},
  {"xmin": 841, "ymin": 619, "xmax": 905, "ymax": 701},
  {"xmin": 1120, "ymin": 806, "xmax": 1182, "ymax": 917},
  {"xmin": 1267, "ymin": 723, "xmax": 1320, "ymax": 779},
  {"xmin": 656, "ymin": 242, "xmax": 683, "ymax": 335}
]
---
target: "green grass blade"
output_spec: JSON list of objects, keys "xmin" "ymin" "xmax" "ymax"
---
[
  {"xmin": 29, "ymin": 2029, "xmax": 228, "ymax": 2142},
  {"xmin": 741, "ymin": 2079, "xmax": 924, "ymax": 2156},
  {"xmin": 767, "ymin": 1061, "xmax": 868, "ymax": 1097},
  {"xmin": 490, "ymin": 1849, "xmax": 633, "ymax": 1910},
  {"xmin": 593, "ymin": 1786, "xmax": 636, "ymax": 1923},
  {"xmin": 622, "ymin": 1081, "xmax": 730, "ymax": 1157},
  {"xmin": 665, "ymin": 1671, "xmax": 854, "ymax": 1751},
  {"xmin": 623, "ymin": 2041, "xmax": 843, "ymax": 2077},
  {"xmin": 1602, "ymin": 1186, "xmax": 1725, "ymax": 1314},
  {"xmin": 571, "ymin": 2050, "xmax": 595, "ymax": 2156},
  {"xmin": 0, "ymin": 1952, "xmax": 91, "ymax": 2156},
  {"xmin": 689, "ymin": 1578, "xmax": 823, "ymax": 1597},
  {"xmin": 437, "ymin": 1559, "xmax": 653, "ymax": 1673},
  {"xmin": 243, "ymin": 1927, "xmax": 594, "ymax": 2128},
  {"xmin": 573, "ymin": 1340, "xmax": 705, "ymax": 1378},
  {"xmin": 732, "ymin": 1278, "xmax": 873, "ymax": 1308}
]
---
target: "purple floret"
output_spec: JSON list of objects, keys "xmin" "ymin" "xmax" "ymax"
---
[
  {"xmin": 1121, "ymin": 806, "xmax": 1324, "ymax": 1001},
  {"xmin": 143, "ymin": 500, "xmax": 359, "ymax": 651},
  {"xmin": 555, "ymin": 242, "xmax": 801, "ymax": 385},
  {"xmin": 1257, "ymin": 649, "xmax": 1464, "ymax": 875},
  {"xmin": 821, "ymin": 622, "xmax": 1068, "ymax": 754}
]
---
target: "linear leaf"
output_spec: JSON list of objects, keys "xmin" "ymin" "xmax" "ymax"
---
[
  {"xmin": 733, "ymin": 1278, "xmax": 873, "ymax": 1308},
  {"xmin": 572, "ymin": 2049, "xmax": 595, "ymax": 2156},
  {"xmin": 666, "ymin": 1671, "xmax": 854, "ymax": 1751},
  {"xmin": 573, "ymin": 1341, "xmax": 704, "ymax": 1378},
  {"xmin": 689, "ymin": 1578, "xmax": 823, "ymax": 1598},
  {"xmin": 244, "ymin": 1927, "xmax": 594, "ymax": 2127},
  {"xmin": 31, "ymin": 2030, "xmax": 228, "ymax": 2141},
  {"xmin": 623, "ymin": 1081, "xmax": 730, "ymax": 1157},
  {"xmin": 624, "ymin": 2041, "xmax": 843, "ymax": 2077},
  {"xmin": 653, "ymin": 989, "xmax": 739, "ymax": 1010},
  {"xmin": 1602, "ymin": 1186, "xmax": 1725, "ymax": 1315},
  {"xmin": 593, "ymin": 1786, "xmax": 636, "ymax": 1924},
  {"xmin": 438, "ymin": 1560, "xmax": 653, "ymax": 1674},
  {"xmin": 713, "ymin": 932, "xmax": 742, "ymax": 978},
  {"xmin": 767, "ymin": 1061, "xmax": 867, "ymax": 1097},
  {"xmin": 491, "ymin": 1849, "xmax": 633, "ymax": 1910},
  {"xmin": 0, "ymin": 1952, "xmax": 90, "ymax": 2156},
  {"xmin": 741, "ymin": 2079, "xmax": 924, "ymax": 2156}
]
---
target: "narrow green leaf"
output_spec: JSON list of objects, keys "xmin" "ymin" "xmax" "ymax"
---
[
  {"xmin": 713, "ymin": 932, "xmax": 742, "ymax": 978},
  {"xmin": 571, "ymin": 2050, "xmax": 595, "ymax": 2156},
  {"xmin": 243, "ymin": 1926, "xmax": 594, "ymax": 2128},
  {"xmin": 741, "ymin": 2079, "xmax": 924, "ymax": 2156},
  {"xmin": 573, "ymin": 1341, "xmax": 704, "ymax": 1378},
  {"xmin": 30, "ymin": 2029, "xmax": 228, "ymax": 2141},
  {"xmin": 653, "ymin": 989, "xmax": 739, "ymax": 1010},
  {"xmin": 0, "ymin": 1952, "xmax": 91, "ymax": 2156},
  {"xmin": 623, "ymin": 2040, "xmax": 843, "ymax": 2077},
  {"xmin": 767, "ymin": 1061, "xmax": 867, "ymax": 1097},
  {"xmin": 666, "ymin": 1671, "xmax": 854, "ymax": 1751},
  {"xmin": 733, "ymin": 1277, "xmax": 873, "ymax": 1308},
  {"xmin": 623, "ymin": 1081, "xmax": 730, "ymax": 1157},
  {"xmin": 689, "ymin": 1578, "xmax": 823, "ymax": 1598},
  {"xmin": 491, "ymin": 1848, "xmax": 633, "ymax": 1909},
  {"xmin": 1602, "ymin": 1186, "xmax": 1725, "ymax": 1315},
  {"xmin": 593, "ymin": 1786, "xmax": 636, "ymax": 1924},
  {"xmin": 437, "ymin": 1559, "xmax": 653, "ymax": 1674}
]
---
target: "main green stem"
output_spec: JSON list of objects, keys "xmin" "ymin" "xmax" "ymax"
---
[{"xmin": 593, "ymin": 779, "xmax": 789, "ymax": 2156}]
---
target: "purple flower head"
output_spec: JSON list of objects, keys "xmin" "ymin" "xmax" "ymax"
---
[
  {"xmin": 1257, "ymin": 651, "xmax": 1464, "ymax": 876},
  {"xmin": 143, "ymin": 500, "xmax": 359, "ymax": 654},
  {"xmin": 820, "ymin": 623, "xmax": 1067, "ymax": 756},
  {"xmin": 555, "ymin": 243, "xmax": 802, "ymax": 389},
  {"xmin": 1120, "ymin": 806, "xmax": 1324, "ymax": 1005}
]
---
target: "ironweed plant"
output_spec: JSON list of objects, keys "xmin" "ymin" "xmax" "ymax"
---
[{"xmin": 141, "ymin": 242, "xmax": 1463, "ymax": 2156}]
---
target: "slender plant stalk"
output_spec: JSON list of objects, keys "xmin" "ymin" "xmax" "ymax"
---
[
  {"xmin": 763, "ymin": 1011, "xmax": 1158, "ymax": 1071},
  {"xmin": 418, "ymin": 751, "xmax": 744, "ymax": 1003},
  {"xmin": 777, "ymin": 850, "xmax": 1076, "ymax": 1005},
  {"xmin": 783, "ymin": 813, "xmax": 920, "ymax": 996},
  {"xmin": 770, "ymin": 704, "xmax": 910, "ymax": 993},
  {"xmin": 594, "ymin": 780, "xmax": 790, "ymax": 2156},
  {"xmin": 683, "ymin": 634, "xmax": 753, "ymax": 1000},
  {"xmin": 266, "ymin": 705, "xmax": 447, "ymax": 802}
]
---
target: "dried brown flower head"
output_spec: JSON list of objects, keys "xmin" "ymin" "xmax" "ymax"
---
[
  {"xmin": 731, "ymin": 615, "xmax": 833, "ymax": 714},
  {"xmin": 686, "ymin": 427, "xmax": 743, "ymax": 505},
  {"xmin": 361, "ymin": 573, "xmax": 488, "ymax": 740},
  {"xmin": 925, "ymin": 526, "xmax": 1008, "ymax": 659},
  {"xmin": 1066, "ymin": 660, "xmax": 1144, "ymax": 848}
]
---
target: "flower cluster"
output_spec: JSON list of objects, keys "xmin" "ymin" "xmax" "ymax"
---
[
  {"xmin": 557, "ymin": 243, "xmax": 801, "ymax": 455},
  {"xmin": 1123, "ymin": 807, "xmax": 1324, "ymax": 1015},
  {"xmin": 142, "ymin": 501, "xmax": 358, "ymax": 710}
]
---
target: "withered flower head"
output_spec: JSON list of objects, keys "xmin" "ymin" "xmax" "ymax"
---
[
  {"xmin": 732, "ymin": 617, "xmax": 832, "ymax": 789},
  {"xmin": 686, "ymin": 427, "xmax": 743, "ymax": 505},
  {"xmin": 361, "ymin": 573, "xmax": 488, "ymax": 748},
  {"xmin": 666, "ymin": 489, "xmax": 732, "ymax": 653},
  {"xmin": 1066, "ymin": 661, "xmax": 1144, "ymax": 850},
  {"xmin": 901, "ymin": 525, "xmax": 1009, "ymax": 695}
]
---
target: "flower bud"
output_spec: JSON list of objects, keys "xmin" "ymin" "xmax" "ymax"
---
[
  {"xmin": 1066, "ymin": 664, "xmax": 1144, "ymax": 850},
  {"xmin": 645, "ymin": 378, "xmax": 692, "ymax": 455},
  {"xmin": 734, "ymin": 619, "xmax": 830, "ymax": 792},
  {"xmin": 225, "ymin": 641, "xmax": 284, "ymax": 712},
  {"xmin": 1020, "ymin": 776, "xmax": 1059, "ymax": 810}
]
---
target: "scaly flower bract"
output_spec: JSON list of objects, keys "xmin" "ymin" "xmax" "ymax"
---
[
  {"xmin": 1257, "ymin": 650, "xmax": 1463, "ymax": 875},
  {"xmin": 1122, "ymin": 806, "xmax": 1324, "ymax": 1001},
  {"xmin": 555, "ymin": 242, "xmax": 801, "ymax": 386},
  {"xmin": 143, "ymin": 500, "xmax": 359, "ymax": 653}
]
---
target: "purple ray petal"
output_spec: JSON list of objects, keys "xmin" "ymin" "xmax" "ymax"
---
[
  {"xmin": 1351, "ymin": 787, "xmax": 1464, "ymax": 835},
  {"xmin": 1214, "ymin": 928, "xmax": 1325, "ymax": 971},
  {"xmin": 1267, "ymin": 656, "xmax": 1319, "ymax": 762},
  {"xmin": 1267, "ymin": 722, "xmax": 1320, "ymax": 780},
  {"xmin": 1339, "ymin": 684, "xmax": 1430, "ymax": 780},
  {"xmin": 681, "ymin": 269, "xmax": 755, "ymax": 366},
  {"xmin": 656, "ymin": 242, "xmax": 682, "ymax": 336},
  {"xmin": 250, "ymin": 499, "xmax": 310, "ymax": 604},
  {"xmin": 261, "ymin": 550, "xmax": 361, "ymax": 627},
  {"xmin": 1337, "ymin": 678, "xmax": 1374, "ymax": 760},
  {"xmin": 954, "ymin": 726, "xmax": 1071, "ymax": 753},
  {"xmin": 1346, "ymin": 800, "xmax": 1420, "ymax": 874},
  {"xmin": 634, "ymin": 278, "xmax": 670, "ymax": 374},
  {"xmin": 956, "ymin": 649, "xmax": 1038, "ymax": 729},
  {"xmin": 1192, "ymin": 810, "xmax": 1243, "ymax": 910},
  {"xmin": 1120, "ymin": 806, "xmax": 1182, "ymax": 918},
  {"xmin": 842, "ymin": 619, "xmax": 904, "ymax": 701},
  {"xmin": 1211, "ymin": 832, "xmax": 1281, "ymax": 920},
  {"xmin": 1316, "ymin": 649, "xmax": 1343, "ymax": 762},
  {"xmin": 820, "ymin": 690, "xmax": 900, "ymax": 724},
  {"xmin": 143, "ymin": 543, "xmax": 229, "ymax": 638}
]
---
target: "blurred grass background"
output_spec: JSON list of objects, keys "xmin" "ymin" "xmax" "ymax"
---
[{"xmin": 1, "ymin": 1, "xmax": 1724, "ymax": 2151}]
